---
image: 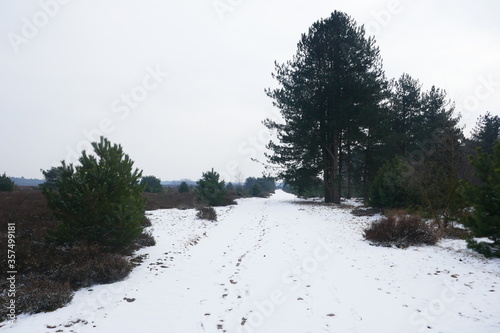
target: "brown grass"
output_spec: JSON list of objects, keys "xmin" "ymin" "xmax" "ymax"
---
[
  {"xmin": 142, "ymin": 190, "xmax": 237, "ymax": 210},
  {"xmin": 142, "ymin": 191, "xmax": 198, "ymax": 210},
  {"xmin": 364, "ymin": 213, "xmax": 438, "ymax": 247}
]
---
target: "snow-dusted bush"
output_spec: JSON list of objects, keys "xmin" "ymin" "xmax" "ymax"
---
[
  {"xmin": 364, "ymin": 214, "xmax": 438, "ymax": 247},
  {"xmin": 196, "ymin": 207, "xmax": 217, "ymax": 221}
]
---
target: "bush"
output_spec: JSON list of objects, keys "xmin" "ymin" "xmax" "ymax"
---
[
  {"xmin": 196, "ymin": 207, "xmax": 217, "ymax": 221},
  {"xmin": 364, "ymin": 214, "xmax": 438, "ymax": 247},
  {"xmin": 43, "ymin": 137, "xmax": 145, "ymax": 249},
  {"xmin": 59, "ymin": 244, "xmax": 133, "ymax": 288},
  {"xmin": 141, "ymin": 175, "xmax": 163, "ymax": 193},
  {"xmin": 195, "ymin": 169, "xmax": 227, "ymax": 206},
  {"xmin": 178, "ymin": 181, "xmax": 190, "ymax": 193},
  {"xmin": 369, "ymin": 158, "xmax": 419, "ymax": 208},
  {"xmin": 0, "ymin": 172, "xmax": 15, "ymax": 191}
]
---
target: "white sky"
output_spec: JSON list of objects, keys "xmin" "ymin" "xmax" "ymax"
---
[{"xmin": 1, "ymin": 0, "xmax": 499, "ymax": 181}]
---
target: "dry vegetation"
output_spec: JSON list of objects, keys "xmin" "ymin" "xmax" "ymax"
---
[
  {"xmin": 363, "ymin": 213, "xmax": 439, "ymax": 248},
  {"xmin": 196, "ymin": 207, "xmax": 218, "ymax": 221}
]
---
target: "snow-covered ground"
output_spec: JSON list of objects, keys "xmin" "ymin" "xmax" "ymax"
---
[{"xmin": 2, "ymin": 190, "xmax": 499, "ymax": 333}]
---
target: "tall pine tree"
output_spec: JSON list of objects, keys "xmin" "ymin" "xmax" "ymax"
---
[{"xmin": 264, "ymin": 11, "xmax": 386, "ymax": 203}]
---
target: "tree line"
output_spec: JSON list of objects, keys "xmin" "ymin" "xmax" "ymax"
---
[{"xmin": 264, "ymin": 11, "xmax": 499, "ymax": 255}]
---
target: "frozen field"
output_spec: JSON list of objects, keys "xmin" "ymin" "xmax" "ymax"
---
[{"xmin": 3, "ymin": 190, "xmax": 499, "ymax": 333}]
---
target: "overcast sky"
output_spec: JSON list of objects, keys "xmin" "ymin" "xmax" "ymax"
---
[{"xmin": 1, "ymin": 0, "xmax": 499, "ymax": 181}]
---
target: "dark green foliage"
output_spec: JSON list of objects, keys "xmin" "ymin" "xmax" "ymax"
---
[
  {"xmin": 388, "ymin": 73, "xmax": 424, "ymax": 155},
  {"xmin": 466, "ymin": 239, "xmax": 500, "ymax": 258},
  {"xmin": 195, "ymin": 168, "xmax": 227, "ymax": 206},
  {"xmin": 40, "ymin": 166, "xmax": 63, "ymax": 189},
  {"xmin": 408, "ymin": 127, "xmax": 464, "ymax": 227},
  {"xmin": 264, "ymin": 11, "xmax": 387, "ymax": 203},
  {"xmin": 0, "ymin": 172, "xmax": 15, "ymax": 191},
  {"xmin": 251, "ymin": 183, "xmax": 262, "ymax": 197},
  {"xmin": 43, "ymin": 137, "xmax": 145, "ymax": 249},
  {"xmin": 364, "ymin": 214, "xmax": 438, "ymax": 247},
  {"xmin": 460, "ymin": 143, "xmax": 500, "ymax": 251},
  {"xmin": 282, "ymin": 172, "xmax": 324, "ymax": 198},
  {"xmin": 141, "ymin": 175, "xmax": 163, "ymax": 193},
  {"xmin": 226, "ymin": 182, "xmax": 234, "ymax": 192},
  {"xmin": 244, "ymin": 177, "xmax": 276, "ymax": 197},
  {"xmin": 470, "ymin": 112, "xmax": 500, "ymax": 154},
  {"xmin": 369, "ymin": 158, "xmax": 418, "ymax": 208},
  {"xmin": 178, "ymin": 181, "xmax": 190, "ymax": 193},
  {"xmin": 196, "ymin": 207, "xmax": 217, "ymax": 221}
]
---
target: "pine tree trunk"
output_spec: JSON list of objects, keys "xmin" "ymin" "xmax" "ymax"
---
[
  {"xmin": 346, "ymin": 141, "xmax": 352, "ymax": 199},
  {"xmin": 323, "ymin": 136, "xmax": 341, "ymax": 204}
]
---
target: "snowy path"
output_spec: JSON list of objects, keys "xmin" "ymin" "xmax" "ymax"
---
[{"xmin": 2, "ymin": 190, "xmax": 499, "ymax": 333}]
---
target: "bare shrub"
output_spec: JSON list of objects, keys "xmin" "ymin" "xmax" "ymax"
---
[
  {"xmin": 364, "ymin": 214, "xmax": 438, "ymax": 247},
  {"xmin": 59, "ymin": 244, "xmax": 133, "ymax": 289},
  {"xmin": 196, "ymin": 207, "xmax": 217, "ymax": 221}
]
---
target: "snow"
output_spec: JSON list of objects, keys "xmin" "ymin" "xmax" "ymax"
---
[{"xmin": 2, "ymin": 190, "xmax": 499, "ymax": 333}]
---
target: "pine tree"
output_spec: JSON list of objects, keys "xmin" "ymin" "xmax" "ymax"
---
[
  {"xmin": 43, "ymin": 137, "xmax": 145, "ymax": 249},
  {"xmin": 421, "ymin": 86, "xmax": 459, "ymax": 137},
  {"xmin": 409, "ymin": 86, "xmax": 463, "ymax": 225},
  {"xmin": 368, "ymin": 158, "xmax": 418, "ymax": 208},
  {"xmin": 195, "ymin": 169, "xmax": 227, "ymax": 206},
  {"xmin": 264, "ymin": 11, "xmax": 386, "ymax": 203},
  {"xmin": 141, "ymin": 175, "xmax": 163, "ymax": 193},
  {"xmin": 460, "ymin": 142, "xmax": 500, "ymax": 254},
  {"xmin": 470, "ymin": 112, "xmax": 500, "ymax": 154},
  {"xmin": 0, "ymin": 173, "xmax": 15, "ymax": 191},
  {"xmin": 178, "ymin": 181, "xmax": 190, "ymax": 193},
  {"xmin": 40, "ymin": 166, "xmax": 63, "ymax": 189},
  {"xmin": 387, "ymin": 73, "xmax": 424, "ymax": 155}
]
